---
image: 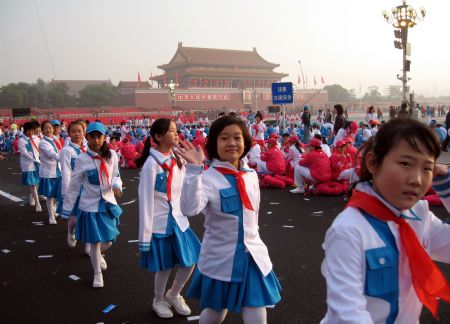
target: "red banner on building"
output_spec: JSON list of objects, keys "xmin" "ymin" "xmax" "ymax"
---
[{"xmin": 176, "ymin": 93, "xmax": 231, "ymax": 101}]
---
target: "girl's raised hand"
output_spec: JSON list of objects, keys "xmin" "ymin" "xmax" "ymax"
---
[{"xmin": 175, "ymin": 140, "xmax": 205, "ymax": 166}]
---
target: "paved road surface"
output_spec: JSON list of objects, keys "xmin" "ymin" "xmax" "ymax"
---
[{"xmin": 1, "ymin": 154, "xmax": 449, "ymax": 323}]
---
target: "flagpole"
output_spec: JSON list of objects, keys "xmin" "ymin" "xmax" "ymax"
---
[{"xmin": 298, "ymin": 60, "xmax": 305, "ymax": 90}]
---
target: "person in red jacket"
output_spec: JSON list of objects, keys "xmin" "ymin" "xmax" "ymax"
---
[
  {"xmin": 120, "ymin": 138, "xmax": 137, "ymax": 168},
  {"xmin": 291, "ymin": 138, "xmax": 331, "ymax": 193},
  {"xmin": 12, "ymin": 134, "xmax": 20, "ymax": 154},
  {"xmin": 343, "ymin": 136, "xmax": 357, "ymax": 163},
  {"xmin": 330, "ymin": 140, "xmax": 350, "ymax": 180},
  {"xmin": 256, "ymin": 138, "xmax": 285, "ymax": 175}
]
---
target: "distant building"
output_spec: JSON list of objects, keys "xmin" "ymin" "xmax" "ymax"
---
[
  {"xmin": 112, "ymin": 43, "xmax": 328, "ymax": 111},
  {"xmin": 51, "ymin": 80, "xmax": 113, "ymax": 97},
  {"xmin": 117, "ymin": 81, "xmax": 152, "ymax": 95},
  {"xmin": 150, "ymin": 42, "xmax": 288, "ymax": 89}
]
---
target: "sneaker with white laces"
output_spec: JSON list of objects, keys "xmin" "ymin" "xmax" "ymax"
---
[
  {"xmin": 29, "ymin": 194, "xmax": 35, "ymax": 206},
  {"xmin": 165, "ymin": 290, "xmax": 191, "ymax": 316},
  {"xmin": 67, "ymin": 233, "xmax": 77, "ymax": 247},
  {"xmin": 100, "ymin": 255, "xmax": 107, "ymax": 271},
  {"xmin": 290, "ymin": 187, "xmax": 305, "ymax": 194},
  {"xmin": 152, "ymin": 298, "xmax": 174, "ymax": 318},
  {"xmin": 35, "ymin": 204, "xmax": 42, "ymax": 213},
  {"xmin": 48, "ymin": 216, "xmax": 57, "ymax": 225},
  {"xmin": 93, "ymin": 272, "xmax": 104, "ymax": 288}
]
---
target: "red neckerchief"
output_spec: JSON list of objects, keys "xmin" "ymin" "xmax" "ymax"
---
[
  {"xmin": 54, "ymin": 138, "xmax": 62, "ymax": 152},
  {"xmin": 214, "ymin": 167, "xmax": 254, "ymax": 211},
  {"xmin": 157, "ymin": 158, "xmax": 176, "ymax": 202},
  {"xmin": 80, "ymin": 145, "xmax": 86, "ymax": 153},
  {"xmin": 30, "ymin": 138, "xmax": 39, "ymax": 152},
  {"xmin": 347, "ymin": 189, "xmax": 450, "ymax": 318},
  {"xmin": 91, "ymin": 155, "xmax": 111, "ymax": 190}
]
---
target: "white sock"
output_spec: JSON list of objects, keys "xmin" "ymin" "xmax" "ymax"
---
[
  {"xmin": 199, "ymin": 308, "xmax": 228, "ymax": 324},
  {"xmin": 46, "ymin": 198, "xmax": 54, "ymax": 218},
  {"xmin": 89, "ymin": 243, "xmax": 101, "ymax": 273},
  {"xmin": 169, "ymin": 265, "xmax": 194, "ymax": 296},
  {"xmin": 242, "ymin": 307, "xmax": 267, "ymax": 324},
  {"xmin": 154, "ymin": 269, "xmax": 171, "ymax": 301}
]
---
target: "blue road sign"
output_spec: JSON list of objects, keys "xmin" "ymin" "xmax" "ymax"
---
[{"xmin": 272, "ymin": 82, "xmax": 293, "ymax": 104}]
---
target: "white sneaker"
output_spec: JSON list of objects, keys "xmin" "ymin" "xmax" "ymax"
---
[
  {"xmin": 35, "ymin": 205, "xmax": 42, "ymax": 213},
  {"xmin": 290, "ymin": 187, "xmax": 305, "ymax": 194},
  {"xmin": 29, "ymin": 194, "xmax": 35, "ymax": 206},
  {"xmin": 100, "ymin": 255, "xmax": 107, "ymax": 271},
  {"xmin": 93, "ymin": 272, "xmax": 104, "ymax": 288},
  {"xmin": 165, "ymin": 290, "xmax": 191, "ymax": 316},
  {"xmin": 152, "ymin": 298, "xmax": 173, "ymax": 318},
  {"xmin": 49, "ymin": 216, "xmax": 57, "ymax": 225},
  {"xmin": 67, "ymin": 233, "xmax": 77, "ymax": 247},
  {"xmin": 84, "ymin": 244, "xmax": 91, "ymax": 256}
]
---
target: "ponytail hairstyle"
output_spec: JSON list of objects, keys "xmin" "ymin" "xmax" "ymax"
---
[
  {"xmin": 99, "ymin": 140, "xmax": 111, "ymax": 161},
  {"xmin": 135, "ymin": 118, "xmax": 182, "ymax": 169},
  {"xmin": 355, "ymin": 118, "xmax": 440, "ymax": 191},
  {"xmin": 294, "ymin": 141, "xmax": 304, "ymax": 154}
]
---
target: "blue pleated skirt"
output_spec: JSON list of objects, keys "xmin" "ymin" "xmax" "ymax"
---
[
  {"xmin": 75, "ymin": 203, "xmax": 122, "ymax": 243},
  {"xmin": 38, "ymin": 176, "xmax": 60, "ymax": 198},
  {"xmin": 187, "ymin": 254, "xmax": 282, "ymax": 313},
  {"xmin": 140, "ymin": 225, "xmax": 201, "ymax": 272},
  {"xmin": 21, "ymin": 171, "xmax": 39, "ymax": 186}
]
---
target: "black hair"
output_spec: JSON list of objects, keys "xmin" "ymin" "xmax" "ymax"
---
[
  {"xmin": 255, "ymin": 112, "xmax": 263, "ymax": 120},
  {"xmin": 87, "ymin": 131, "xmax": 111, "ymax": 161},
  {"xmin": 334, "ymin": 104, "xmax": 344, "ymax": 115},
  {"xmin": 68, "ymin": 120, "xmax": 84, "ymax": 134},
  {"xmin": 135, "ymin": 118, "xmax": 182, "ymax": 169},
  {"xmin": 358, "ymin": 118, "xmax": 440, "ymax": 183},
  {"xmin": 23, "ymin": 122, "xmax": 36, "ymax": 134},
  {"xmin": 40, "ymin": 120, "xmax": 52, "ymax": 132},
  {"xmin": 206, "ymin": 115, "xmax": 252, "ymax": 161}
]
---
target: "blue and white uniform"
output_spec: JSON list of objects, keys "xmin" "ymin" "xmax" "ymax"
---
[
  {"xmin": 62, "ymin": 148, "xmax": 122, "ymax": 243},
  {"xmin": 37, "ymin": 136, "xmax": 61, "ymax": 197},
  {"xmin": 138, "ymin": 148, "xmax": 200, "ymax": 272},
  {"xmin": 321, "ymin": 181, "xmax": 450, "ymax": 324},
  {"xmin": 180, "ymin": 159, "xmax": 281, "ymax": 313},
  {"xmin": 18, "ymin": 135, "xmax": 40, "ymax": 185},
  {"xmin": 57, "ymin": 142, "xmax": 85, "ymax": 216}
]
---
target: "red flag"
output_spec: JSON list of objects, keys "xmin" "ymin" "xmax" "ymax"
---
[
  {"xmin": 298, "ymin": 75, "xmax": 301, "ymax": 85},
  {"xmin": 314, "ymin": 76, "xmax": 317, "ymax": 86},
  {"xmin": 137, "ymin": 71, "xmax": 141, "ymax": 88},
  {"xmin": 321, "ymin": 75, "xmax": 325, "ymax": 84}
]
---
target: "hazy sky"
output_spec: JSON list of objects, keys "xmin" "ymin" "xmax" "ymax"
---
[{"xmin": 1, "ymin": 0, "xmax": 449, "ymax": 96}]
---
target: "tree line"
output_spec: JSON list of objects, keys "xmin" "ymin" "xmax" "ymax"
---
[{"xmin": 0, "ymin": 79, "xmax": 117, "ymax": 108}]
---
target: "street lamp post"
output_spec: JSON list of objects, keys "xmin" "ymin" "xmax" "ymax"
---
[
  {"xmin": 167, "ymin": 79, "xmax": 178, "ymax": 109},
  {"xmin": 383, "ymin": 0, "xmax": 425, "ymax": 106}
]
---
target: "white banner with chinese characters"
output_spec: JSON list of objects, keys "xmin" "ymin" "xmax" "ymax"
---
[{"xmin": 175, "ymin": 93, "xmax": 231, "ymax": 101}]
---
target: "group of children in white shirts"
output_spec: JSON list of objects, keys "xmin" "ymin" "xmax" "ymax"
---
[{"xmin": 17, "ymin": 115, "xmax": 450, "ymax": 324}]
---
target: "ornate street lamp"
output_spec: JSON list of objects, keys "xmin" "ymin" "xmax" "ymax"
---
[
  {"xmin": 167, "ymin": 79, "xmax": 178, "ymax": 109},
  {"xmin": 383, "ymin": 0, "xmax": 426, "ymax": 105}
]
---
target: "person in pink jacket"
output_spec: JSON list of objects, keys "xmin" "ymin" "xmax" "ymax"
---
[{"xmin": 291, "ymin": 138, "xmax": 331, "ymax": 193}]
